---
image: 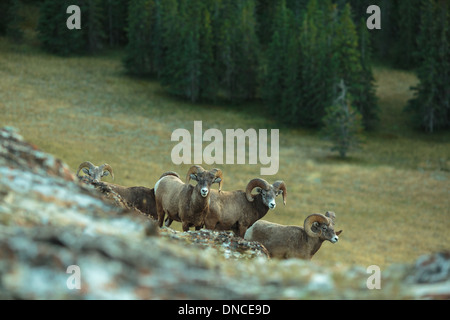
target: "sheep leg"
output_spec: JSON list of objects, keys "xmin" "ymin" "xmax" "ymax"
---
[
  {"xmin": 164, "ymin": 217, "xmax": 173, "ymax": 227},
  {"xmin": 182, "ymin": 221, "xmax": 190, "ymax": 232},
  {"xmin": 156, "ymin": 202, "xmax": 165, "ymax": 228},
  {"xmin": 204, "ymin": 218, "xmax": 217, "ymax": 231},
  {"xmin": 238, "ymin": 226, "xmax": 248, "ymax": 239}
]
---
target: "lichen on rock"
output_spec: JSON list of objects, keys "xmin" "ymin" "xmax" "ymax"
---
[{"xmin": 0, "ymin": 127, "xmax": 449, "ymax": 299}]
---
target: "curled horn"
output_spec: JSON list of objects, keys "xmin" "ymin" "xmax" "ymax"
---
[
  {"xmin": 245, "ymin": 178, "xmax": 270, "ymax": 202},
  {"xmin": 304, "ymin": 213, "xmax": 330, "ymax": 238},
  {"xmin": 272, "ymin": 180, "xmax": 287, "ymax": 205},
  {"xmin": 210, "ymin": 168, "xmax": 223, "ymax": 193},
  {"xmin": 76, "ymin": 161, "xmax": 95, "ymax": 177},
  {"xmin": 100, "ymin": 163, "xmax": 114, "ymax": 180},
  {"xmin": 185, "ymin": 165, "xmax": 205, "ymax": 184}
]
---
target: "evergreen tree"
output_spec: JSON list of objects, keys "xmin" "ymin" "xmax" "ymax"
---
[
  {"xmin": 102, "ymin": 0, "xmax": 130, "ymax": 47},
  {"xmin": 406, "ymin": 0, "xmax": 450, "ymax": 132},
  {"xmin": 38, "ymin": 0, "xmax": 105, "ymax": 55},
  {"xmin": 394, "ymin": 0, "xmax": 422, "ymax": 69},
  {"xmin": 1, "ymin": 0, "xmax": 23, "ymax": 40},
  {"xmin": 123, "ymin": 0, "xmax": 157, "ymax": 75},
  {"xmin": 86, "ymin": 0, "xmax": 105, "ymax": 52},
  {"xmin": 254, "ymin": 0, "xmax": 279, "ymax": 48},
  {"xmin": 357, "ymin": 17, "xmax": 379, "ymax": 129},
  {"xmin": 198, "ymin": 5, "xmax": 218, "ymax": 101},
  {"xmin": 333, "ymin": 3, "xmax": 378, "ymax": 130},
  {"xmin": 333, "ymin": 4, "xmax": 361, "ymax": 85},
  {"xmin": 321, "ymin": 79, "xmax": 364, "ymax": 158},
  {"xmin": 0, "ymin": 0, "xmax": 10, "ymax": 35},
  {"xmin": 160, "ymin": 0, "xmax": 217, "ymax": 102},
  {"xmin": 215, "ymin": 0, "xmax": 260, "ymax": 102},
  {"xmin": 262, "ymin": 0, "xmax": 299, "ymax": 123},
  {"xmin": 159, "ymin": 0, "xmax": 180, "ymax": 78},
  {"xmin": 38, "ymin": 0, "xmax": 85, "ymax": 55},
  {"xmin": 297, "ymin": 0, "xmax": 335, "ymax": 127}
]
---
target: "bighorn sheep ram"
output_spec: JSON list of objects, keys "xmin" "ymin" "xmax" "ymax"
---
[
  {"xmin": 244, "ymin": 211, "xmax": 342, "ymax": 260},
  {"xmin": 154, "ymin": 165, "xmax": 223, "ymax": 231},
  {"xmin": 105, "ymin": 171, "xmax": 179, "ymax": 220},
  {"xmin": 77, "ymin": 161, "xmax": 179, "ymax": 220},
  {"xmin": 204, "ymin": 178, "xmax": 287, "ymax": 238},
  {"xmin": 77, "ymin": 161, "xmax": 114, "ymax": 182}
]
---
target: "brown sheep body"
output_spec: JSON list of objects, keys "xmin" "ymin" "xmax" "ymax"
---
[
  {"xmin": 244, "ymin": 211, "xmax": 342, "ymax": 260},
  {"xmin": 204, "ymin": 178, "xmax": 287, "ymax": 238},
  {"xmin": 154, "ymin": 165, "xmax": 223, "ymax": 231}
]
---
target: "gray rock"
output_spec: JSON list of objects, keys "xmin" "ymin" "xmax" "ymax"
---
[{"xmin": 0, "ymin": 127, "xmax": 449, "ymax": 300}]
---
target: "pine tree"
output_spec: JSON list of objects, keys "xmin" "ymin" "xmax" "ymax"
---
[
  {"xmin": 332, "ymin": 3, "xmax": 362, "ymax": 95},
  {"xmin": 86, "ymin": 0, "xmax": 105, "ymax": 52},
  {"xmin": 395, "ymin": 0, "xmax": 422, "ymax": 69},
  {"xmin": 333, "ymin": 3, "xmax": 378, "ymax": 130},
  {"xmin": 356, "ymin": 17, "xmax": 379, "ymax": 130},
  {"xmin": 406, "ymin": 0, "xmax": 450, "ymax": 132},
  {"xmin": 297, "ymin": 0, "xmax": 335, "ymax": 127},
  {"xmin": 321, "ymin": 79, "xmax": 364, "ymax": 158},
  {"xmin": 1, "ymin": 0, "xmax": 23, "ymax": 41},
  {"xmin": 215, "ymin": 0, "xmax": 260, "ymax": 102},
  {"xmin": 262, "ymin": 0, "xmax": 299, "ymax": 123},
  {"xmin": 38, "ymin": 0, "xmax": 105, "ymax": 55},
  {"xmin": 160, "ymin": 0, "xmax": 217, "ymax": 102},
  {"xmin": 198, "ymin": 6, "xmax": 218, "ymax": 101},
  {"xmin": 102, "ymin": 0, "xmax": 130, "ymax": 47},
  {"xmin": 123, "ymin": 0, "xmax": 157, "ymax": 75},
  {"xmin": 38, "ymin": 0, "xmax": 85, "ymax": 55}
]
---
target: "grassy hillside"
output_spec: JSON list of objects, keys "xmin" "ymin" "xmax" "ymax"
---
[{"xmin": 1, "ymin": 36, "xmax": 449, "ymax": 269}]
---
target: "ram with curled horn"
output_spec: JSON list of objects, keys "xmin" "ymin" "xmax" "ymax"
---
[
  {"xmin": 245, "ymin": 211, "xmax": 342, "ymax": 260},
  {"xmin": 76, "ymin": 161, "xmax": 114, "ymax": 183},
  {"xmin": 204, "ymin": 177, "xmax": 287, "ymax": 238},
  {"xmin": 154, "ymin": 165, "xmax": 223, "ymax": 231}
]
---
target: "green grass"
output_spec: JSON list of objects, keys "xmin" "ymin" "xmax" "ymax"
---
[{"xmin": 1, "ymin": 36, "xmax": 449, "ymax": 269}]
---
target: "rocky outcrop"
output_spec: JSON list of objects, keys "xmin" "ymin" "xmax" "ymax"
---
[{"xmin": 0, "ymin": 127, "xmax": 448, "ymax": 299}]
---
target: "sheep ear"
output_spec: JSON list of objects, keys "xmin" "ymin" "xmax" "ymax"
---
[
  {"xmin": 311, "ymin": 221, "xmax": 320, "ymax": 233},
  {"xmin": 276, "ymin": 190, "xmax": 283, "ymax": 196},
  {"xmin": 214, "ymin": 177, "xmax": 222, "ymax": 184},
  {"xmin": 336, "ymin": 230, "xmax": 343, "ymax": 236},
  {"xmin": 256, "ymin": 187, "xmax": 262, "ymax": 193},
  {"xmin": 102, "ymin": 171, "xmax": 110, "ymax": 177},
  {"xmin": 190, "ymin": 173, "xmax": 198, "ymax": 181},
  {"xmin": 82, "ymin": 168, "xmax": 89, "ymax": 175}
]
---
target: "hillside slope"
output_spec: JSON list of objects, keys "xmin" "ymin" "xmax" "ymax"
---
[
  {"xmin": 0, "ymin": 37, "xmax": 449, "ymax": 269},
  {"xmin": 1, "ymin": 127, "xmax": 449, "ymax": 299}
]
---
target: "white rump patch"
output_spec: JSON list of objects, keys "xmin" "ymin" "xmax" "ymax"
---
[
  {"xmin": 154, "ymin": 177, "xmax": 164, "ymax": 193},
  {"xmin": 244, "ymin": 224, "xmax": 254, "ymax": 240}
]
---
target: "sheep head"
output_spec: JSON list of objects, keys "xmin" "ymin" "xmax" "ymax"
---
[
  {"xmin": 76, "ymin": 161, "xmax": 114, "ymax": 182},
  {"xmin": 245, "ymin": 178, "xmax": 287, "ymax": 209},
  {"xmin": 304, "ymin": 212, "xmax": 342, "ymax": 243},
  {"xmin": 186, "ymin": 165, "xmax": 223, "ymax": 198}
]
